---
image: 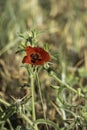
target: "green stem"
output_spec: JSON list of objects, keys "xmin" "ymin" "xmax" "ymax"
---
[
  {"xmin": 36, "ymin": 73, "xmax": 49, "ymax": 130},
  {"xmin": 50, "ymin": 71, "xmax": 84, "ymax": 97},
  {"xmin": 31, "ymin": 73, "xmax": 38, "ymax": 130},
  {"xmin": 7, "ymin": 119, "xmax": 14, "ymax": 130},
  {"xmin": 0, "ymin": 98, "xmax": 10, "ymax": 106},
  {"xmin": 21, "ymin": 113, "xmax": 33, "ymax": 125}
]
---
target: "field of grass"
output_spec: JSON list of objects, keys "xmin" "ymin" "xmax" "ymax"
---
[{"xmin": 0, "ymin": 0, "xmax": 87, "ymax": 130}]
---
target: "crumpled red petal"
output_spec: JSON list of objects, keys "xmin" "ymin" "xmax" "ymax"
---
[
  {"xmin": 22, "ymin": 46, "xmax": 50, "ymax": 65},
  {"xmin": 34, "ymin": 47, "xmax": 50, "ymax": 62},
  {"xmin": 22, "ymin": 56, "xmax": 31, "ymax": 64}
]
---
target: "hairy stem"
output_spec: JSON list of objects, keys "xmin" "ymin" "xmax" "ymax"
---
[
  {"xmin": 50, "ymin": 71, "xmax": 84, "ymax": 97},
  {"xmin": 31, "ymin": 73, "xmax": 38, "ymax": 130}
]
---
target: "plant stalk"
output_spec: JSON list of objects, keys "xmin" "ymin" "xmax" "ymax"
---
[
  {"xmin": 31, "ymin": 73, "xmax": 38, "ymax": 130},
  {"xmin": 50, "ymin": 71, "xmax": 84, "ymax": 97}
]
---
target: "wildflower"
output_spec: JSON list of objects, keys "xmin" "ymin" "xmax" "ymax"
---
[{"xmin": 22, "ymin": 46, "xmax": 50, "ymax": 65}]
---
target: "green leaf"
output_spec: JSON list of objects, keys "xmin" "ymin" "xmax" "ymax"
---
[
  {"xmin": 0, "ymin": 105, "xmax": 16, "ymax": 121},
  {"xmin": 15, "ymin": 49, "xmax": 24, "ymax": 54}
]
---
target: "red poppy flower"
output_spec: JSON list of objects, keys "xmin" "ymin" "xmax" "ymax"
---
[{"xmin": 22, "ymin": 46, "xmax": 50, "ymax": 65}]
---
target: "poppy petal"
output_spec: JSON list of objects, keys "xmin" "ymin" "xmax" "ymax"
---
[
  {"xmin": 34, "ymin": 47, "xmax": 50, "ymax": 62},
  {"xmin": 22, "ymin": 56, "xmax": 31, "ymax": 64},
  {"xmin": 25, "ymin": 46, "xmax": 35, "ymax": 55}
]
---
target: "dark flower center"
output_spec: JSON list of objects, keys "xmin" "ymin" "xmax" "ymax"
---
[
  {"xmin": 30, "ymin": 54, "xmax": 39, "ymax": 60},
  {"xmin": 30, "ymin": 53, "xmax": 41, "ymax": 63}
]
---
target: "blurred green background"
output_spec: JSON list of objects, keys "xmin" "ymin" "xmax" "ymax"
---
[{"xmin": 0, "ymin": 0, "xmax": 87, "ymax": 50}]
